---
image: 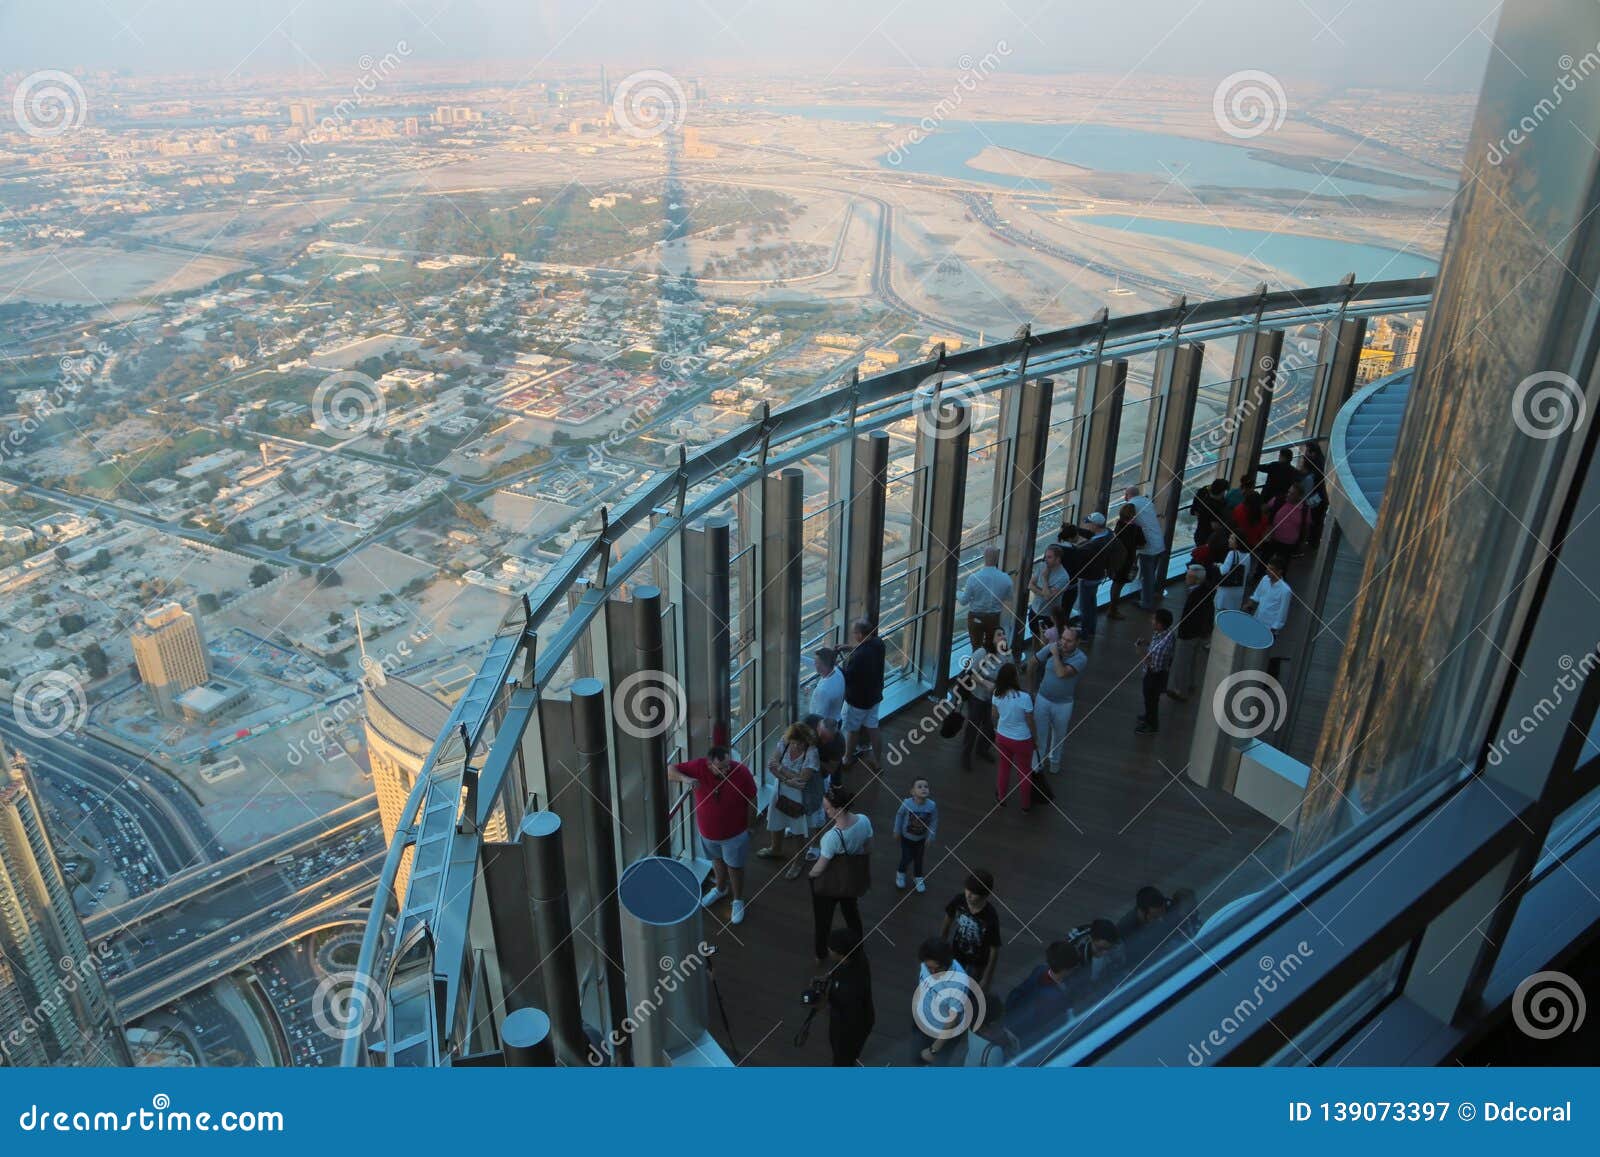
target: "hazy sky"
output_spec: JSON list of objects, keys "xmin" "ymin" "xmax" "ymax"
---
[{"xmin": 0, "ymin": 0, "xmax": 1499, "ymax": 90}]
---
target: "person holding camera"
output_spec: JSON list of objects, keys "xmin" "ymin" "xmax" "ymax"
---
[{"xmin": 821, "ymin": 927, "xmax": 874, "ymax": 1066}]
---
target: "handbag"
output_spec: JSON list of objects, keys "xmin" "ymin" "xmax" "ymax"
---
[
  {"xmin": 774, "ymin": 791, "xmax": 806, "ymax": 818},
  {"xmin": 814, "ymin": 827, "xmax": 872, "ymax": 898}
]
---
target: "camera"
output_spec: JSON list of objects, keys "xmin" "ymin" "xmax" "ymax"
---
[{"xmin": 799, "ymin": 977, "xmax": 828, "ymax": 1006}]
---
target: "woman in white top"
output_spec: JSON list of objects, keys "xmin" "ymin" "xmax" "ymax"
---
[
  {"xmin": 808, "ymin": 785, "xmax": 874, "ymax": 963},
  {"xmin": 1213, "ymin": 532, "xmax": 1250, "ymax": 614},
  {"xmin": 990, "ymin": 661, "xmax": 1039, "ymax": 812},
  {"xmin": 961, "ymin": 627, "xmax": 1009, "ymax": 769},
  {"xmin": 760, "ymin": 722, "xmax": 819, "ymax": 879}
]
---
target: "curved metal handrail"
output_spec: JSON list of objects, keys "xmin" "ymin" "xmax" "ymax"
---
[{"xmin": 342, "ymin": 276, "xmax": 1434, "ymax": 1065}]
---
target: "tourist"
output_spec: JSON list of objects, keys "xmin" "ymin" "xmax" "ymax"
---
[
  {"xmin": 1122, "ymin": 486, "xmax": 1168, "ymax": 611},
  {"xmin": 823, "ymin": 927, "xmax": 875, "ymax": 1067},
  {"xmin": 959, "ymin": 546, "xmax": 1013, "ymax": 652},
  {"xmin": 1005, "ymin": 940, "xmax": 1088, "ymax": 1050},
  {"xmin": 1074, "ymin": 512, "xmax": 1115, "ymax": 639},
  {"xmin": 808, "ymin": 785, "xmax": 873, "ymax": 964},
  {"xmin": 1190, "ymin": 478, "xmax": 1230, "ymax": 546},
  {"xmin": 800, "ymin": 714, "xmax": 841, "ymax": 862},
  {"xmin": 961, "ymin": 627, "xmax": 1006, "ymax": 769},
  {"xmin": 1245, "ymin": 560, "xmax": 1292, "ymax": 638},
  {"xmin": 1171, "ymin": 563, "xmax": 1218, "ymax": 701},
  {"xmin": 808, "ymin": 647, "xmax": 845, "ymax": 729},
  {"xmin": 1104, "ymin": 505, "xmax": 1142, "ymax": 622},
  {"xmin": 893, "ymin": 776, "xmax": 938, "ymax": 892},
  {"xmin": 1299, "ymin": 442, "xmax": 1329, "ymax": 548},
  {"xmin": 759, "ymin": 721, "xmax": 819, "ymax": 880},
  {"xmin": 1258, "ymin": 446, "xmax": 1300, "ymax": 504},
  {"xmin": 911, "ymin": 938, "xmax": 970, "ymax": 1066},
  {"xmin": 1265, "ymin": 483, "xmax": 1309, "ymax": 574},
  {"xmin": 1027, "ymin": 543, "xmax": 1072, "ymax": 640},
  {"xmin": 1135, "ymin": 607, "xmax": 1176, "ymax": 735},
  {"xmin": 1067, "ymin": 917, "xmax": 1126, "ymax": 983},
  {"xmin": 1214, "ymin": 532, "xmax": 1250, "ymax": 614},
  {"xmin": 666, "ymin": 745, "xmax": 758, "ymax": 925},
  {"xmin": 839, "ymin": 618, "xmax": 885, "ymax": 773},
  {"xmin": 940, "ymin": 870, "xmax": 1002, "ymax": 990},
  {"xmin": 1035, "ymin": 625, "xmax": 1087, "ymax": 775},
  {"xmin": 990, "ymin": 662, "xmax": 1038, "ymax": 811}
]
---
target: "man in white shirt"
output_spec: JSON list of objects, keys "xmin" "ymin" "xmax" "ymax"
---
[
  {"xmin": 1245, "ymin": 561, "xmax": 1292, "ymax": 635},
  {"xmin": 809, "ymin": 647, "xmax": 845, "ymax": 726},
  {"xmin": 1123, "ymin": 487, "xmax": 1167, "ymax": 611}
]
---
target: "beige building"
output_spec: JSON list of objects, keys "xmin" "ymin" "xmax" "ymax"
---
[
  {"xmin": 130, "ymin": 602, "xmax": 210, "ymax": 719},
  {"xmin": 362, "ymin": 664, "xmax": 450, "ymax": 906}
]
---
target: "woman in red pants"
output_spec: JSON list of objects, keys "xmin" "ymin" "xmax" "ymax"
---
[{"xmin": 989, "ymin": 662, "xmax": 1039, "ymax": 812}]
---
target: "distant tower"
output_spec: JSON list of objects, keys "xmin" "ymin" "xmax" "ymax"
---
[
  {"xmin": 0, "ymin": 744, "xmax": 131, "ymax": 1066},
  {"xmin": 600, "ymin": 64, "xmax": 610, "ymax": 107},
  {"xmin": 130, "ymin": 602, "xmax": 210, "ymax": 720}
]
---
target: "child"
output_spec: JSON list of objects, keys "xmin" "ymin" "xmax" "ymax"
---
[{"xmin": 893, "ymin": 777, "xmax": 938, "ymax": 891}]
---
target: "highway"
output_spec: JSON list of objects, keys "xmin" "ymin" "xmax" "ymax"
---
[{"xmin": 84, "ymin": 795, "xmax": 378, "ymax": 935}]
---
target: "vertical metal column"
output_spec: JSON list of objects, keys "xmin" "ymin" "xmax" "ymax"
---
[
  {"xmin": 479, "ymin": 840, "xmax": 540, "ymax": 1016},
  {"xmin": 844, "ymin": 430, "xmax": 889, "ymax": 628},
  {"xmin": 1146, "ymin": 342, "xmax": 1205, "ymax": 544},
  {"xmin": 1186, "ymin": 610, "xmax": 1276, "ymax": 794},
  {"xmin": 500, "ymin": 1008, "xmax": 555, "ymax": 1067},
  {"xmin": 1220, "ymin": 327, "xmax": 1283, "ymax": 488},
  {"xmin": 1000, "ymin": 378, "xmax": 1055, "ymax": 642},
  {"xmin": 632, "ymin": 586, "xmax": 671, "ymax": 856},
  {"xmin": 1068, "ymin": 359, "xmax": 1128, "ymax": 521},
  {"xmin": 618, "ymin": 856, "xmax": 715, "ymax": 1066},
  {"xmin": 704, "ymin": 516, "xmax": 732, "ymax": 744},
  {"xmin": 571, "ymin": 677, "xmax": 629, "ymax": 1065},
  {"xmin": 678, "ymin": 517, "xmax": 732, "ymax": 751},
  {"xmin": 760, "ymin": 469, "xmax": 804, "ymax": 759},
  {"xmin": 519, "ymin": 810, "xmax": 590, "ymax": 1066},
  {"xmin": 916, "ymin": 398, "xmax": 972, "ymax": 691},
  {"xmin": 1306, "ymin": 316, "xmax": 1368, "ymax": 444}
]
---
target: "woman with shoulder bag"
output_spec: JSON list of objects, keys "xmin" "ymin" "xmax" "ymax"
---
[
  {"xmin": 1214, "ymin": 532, "xmax": 1249, "ymax": 613},
  {"xmin": 760, "ymin": 722, "xmax": 818, "ymax": 880},
  {"xmin": 809, "ymin": 785, "xmax": 874, "ymax": 965}
]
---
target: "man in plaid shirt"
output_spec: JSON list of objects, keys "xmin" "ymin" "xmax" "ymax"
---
[{"xmin": 1136, "ymin": 608, "xmax": 1176, "ymax": 734}]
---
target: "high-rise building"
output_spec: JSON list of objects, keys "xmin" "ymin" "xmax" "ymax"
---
[
  {"xmin": 288, "ymin": 100, "xmax": 316, "ymax": 127},
  {"xmin": 359, "ymin": 641, "xmax": 449, "ymax": 906},
  {"xmin": 130, "ymin": 602, "xmax": 210, "ymax": 720},
  {"xmin": 0, "ymin": 743, "xmax": 129, "ymax": 1067},
  {"xmin": 600, "ymin": 64, "xmax": 610, "ymax": 107}
]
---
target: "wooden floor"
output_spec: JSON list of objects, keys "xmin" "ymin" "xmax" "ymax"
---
[{"xmin": 699, "ymin": 584, "xmax": 1294, "ymax": 1066}]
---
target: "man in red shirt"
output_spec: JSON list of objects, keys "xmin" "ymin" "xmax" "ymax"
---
[{"xmin": 668, "ymin": 745, "xmax": 757, "ymax": 925}]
